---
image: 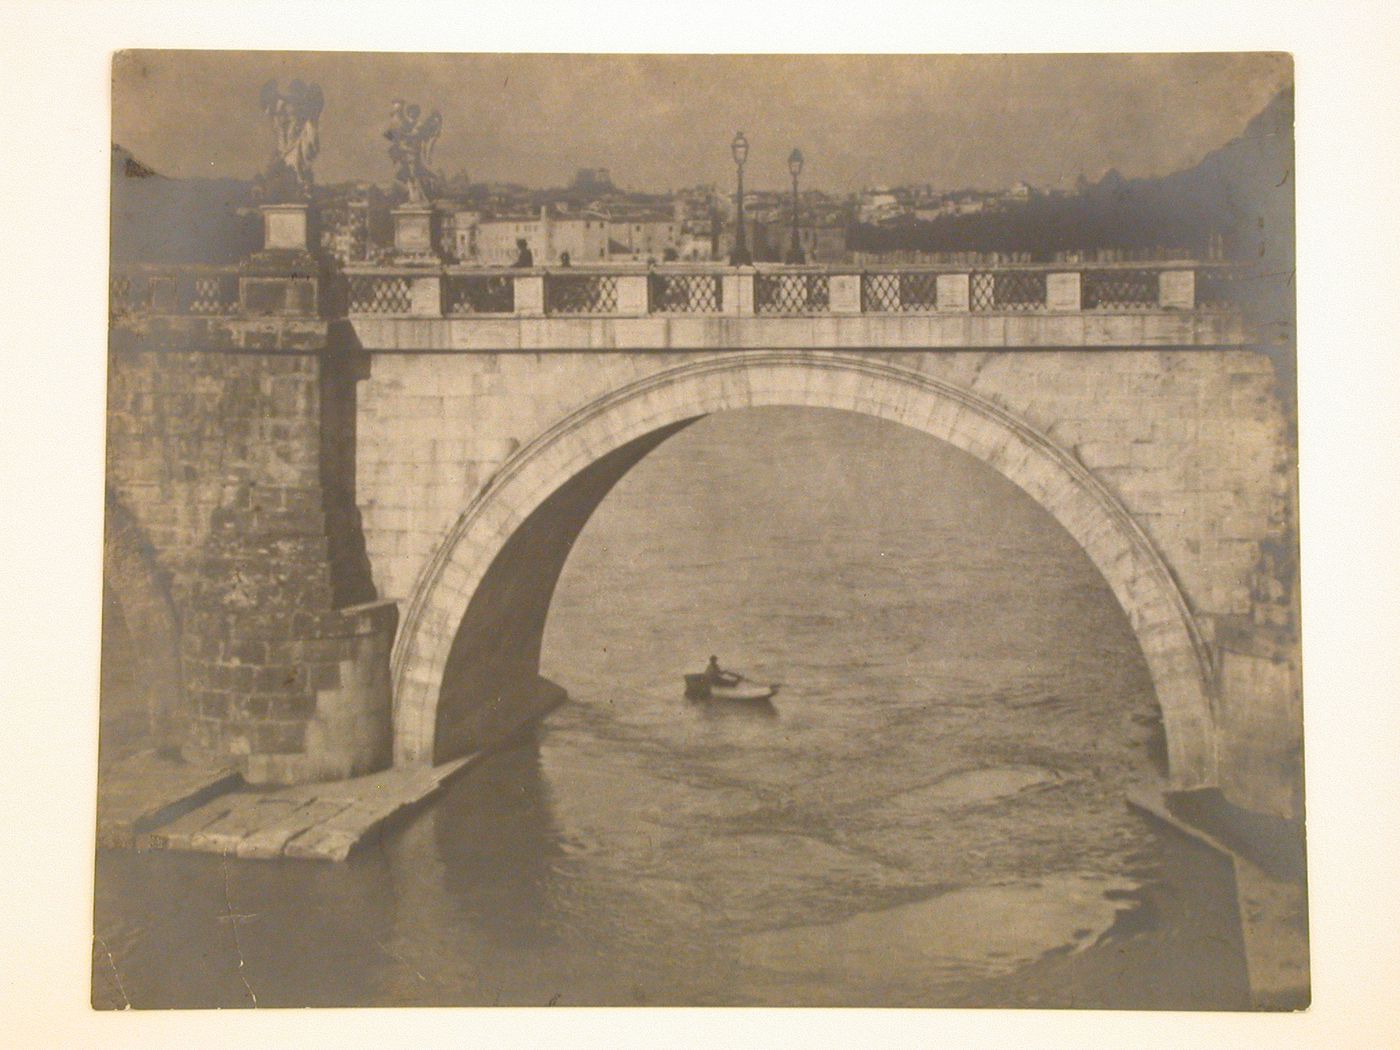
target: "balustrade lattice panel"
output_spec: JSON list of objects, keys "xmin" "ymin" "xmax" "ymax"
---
[
  {"xmin": 649, "ymin": 273, "xmax": 722, "ymax": 313},
  {"xmin": 546, "ymin": 274, "xmax": 618, "ymax": 315},
  {"xmin": 348, "ymin": 275, "xmax": 412, "ymax": 314},
  {"xmin": 755, "ymin": 273, "xmax": 830, "ymax": 314},
  {"xmin": 1082, "ymin": 269, "xmax": 1158, "ymax": 310},
  {"xmin": 111, "ymin": 271, "xmax": 240, "ymax": 315},
  {"xmin": 445, "ymin": 275, "xmax": 514, "ymax": 315},
  {"xmin": 187, "ymin": 274, "xmax": 240, "ymax": 314},
  {"xmin": 861, "ymin": 272, "xmax": 900, "ymax": 312},
  {"xmin": 862, "ymin": 272, "xmax": 938, "ymax": 312},
  {"xmin": 1195, "ymin": 270, "xmax": 1242, "ymax": 310},
  {"xmin": 969, "ymin": 272, "xmax": 997, "ymax": 311},
  {"xmin": 973, "ymin": 271, "xmax": 1046, "ymax": 311}
]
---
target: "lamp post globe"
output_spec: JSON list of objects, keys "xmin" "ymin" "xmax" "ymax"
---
[
  {"xmin": 731, "ymin": 131, "xmax": 749, "ymax": 167},
  {"xmin": 730, "ymin": 131, "xmax": 752, "ymax": 265},
  {"xmin": 787, "ymin": 147, "xmax": 805, "ymax": 263}
]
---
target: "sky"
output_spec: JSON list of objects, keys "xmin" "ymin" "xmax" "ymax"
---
[{"xmin": 112, "ymin": 51, "xmax": 1292, "ymax": 194}]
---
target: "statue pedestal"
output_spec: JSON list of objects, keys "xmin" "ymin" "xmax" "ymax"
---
[
  {"xmin": 246, "ymin": 203, "xmax": 319, "ymax": 315},
  {"xmin": 261, "ymin": 202, "xmax": 311, "ymax": 252},
  {"xmin": 392, "ymin": 204, "xmax": 439, "ymax": 263}
]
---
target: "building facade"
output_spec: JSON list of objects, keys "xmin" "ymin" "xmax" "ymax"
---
[{"xmin": 453, "ymin": 206, "xmax": 614, "ymax": 265}]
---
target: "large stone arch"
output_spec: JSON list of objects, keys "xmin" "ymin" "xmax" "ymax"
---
[
  {"xmin": 393, "ymin": 351, "xmax": 1218, "ymax": 789},
  {"xmin": 102, "ymin": 493, "xmax": 184, "ymax": 751}
]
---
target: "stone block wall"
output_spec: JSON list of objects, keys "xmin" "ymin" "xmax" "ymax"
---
[{"xmin": 104, "ymin": 331, "xmax": 395, "ymax": 784}]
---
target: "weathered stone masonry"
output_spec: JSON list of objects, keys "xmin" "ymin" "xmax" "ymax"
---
[{"xmin": 106, "ymin": 308, "xmax": 395, "ymax": 785}]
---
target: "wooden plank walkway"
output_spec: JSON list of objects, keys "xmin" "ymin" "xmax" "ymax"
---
[{"xmin": 139, "ymin": 755, "xmax": 478, "ymax": 862}]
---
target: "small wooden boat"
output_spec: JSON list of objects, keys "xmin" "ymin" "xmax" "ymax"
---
[{"xmin": 684, "ymin": 673, "xmax": 780, "ymax": 703}]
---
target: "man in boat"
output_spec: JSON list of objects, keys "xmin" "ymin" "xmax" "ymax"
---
[{"xmin": 705, "ymin": 656, "xmax": 741, "ymax": 688}]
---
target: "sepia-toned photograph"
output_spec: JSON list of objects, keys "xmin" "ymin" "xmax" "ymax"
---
[{"xmin": 93, "ymin": 49, "xmax": 1305, "ymax": 1011}]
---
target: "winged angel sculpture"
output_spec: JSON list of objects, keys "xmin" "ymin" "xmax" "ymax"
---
[
  {"xmin": 259, "ymin": 79, "xmax": 324, "ymax": 197},
  {"xmin": 386, "ymin": 100, "xmax": 443, "ymax": 204}
]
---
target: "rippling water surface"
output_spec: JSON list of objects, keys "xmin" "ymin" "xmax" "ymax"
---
[{"xmin": 93, "ymin": 407, "xmax": 1249, "ymax": 1008}]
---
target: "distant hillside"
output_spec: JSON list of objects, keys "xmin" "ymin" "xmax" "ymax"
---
[{"xmin": 849, "ymin": 88, "xmax": 1295, "ymax": 269}]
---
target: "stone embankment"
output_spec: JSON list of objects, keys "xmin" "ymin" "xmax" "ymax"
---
[
  {"xmin": 96, "ymin": 749, "xmax": 477, "ymax": 861},
  {"xmin": 1128, "ymin": 788, "xmax": 1309, "ymax": 1010}
]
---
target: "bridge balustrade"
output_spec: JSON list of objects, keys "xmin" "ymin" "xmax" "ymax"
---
[
  {"xmin": 755, "ymin": 272, "xmax": 831, "ymax": 314},
  {"xmin": 1195, "ymin": 268, "xmax": 1251, "ymax": 311},
  {"xmin": 1081, "ymin": 268, "xmax": 1160, "ymax": 310},
  {"xmin": 347, "ymin": 272, "xmax": 412, "ymax": 314},
  {"xmin": 544, "ymin": 273, "xmax": 619, "ymax": 315},
  {"xmin": 109, "ymin": 264, "xmax": 242, "ymax": 317},
  {"xmin": 648, "ymin": 273, "xmax": 723, "ymax": 314},
  {"xmin": 444, "ymin": 273, "xmax": 515, "ymax": 315},
  {"xmin": 861, "ymin": 271, "xmax": 939, "ymax": 312},
  {"xmin": 110, "ymin": 260, "xmax": 1243, "ymax": 320},
  {"xmin": 971, "ymin": 270, "xmax": 1047, "ymax": 311}
]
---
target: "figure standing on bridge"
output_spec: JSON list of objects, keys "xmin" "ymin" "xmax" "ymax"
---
[{"xmin": 512, "ymin": 239, "xmax": 534, "ymax": 268}]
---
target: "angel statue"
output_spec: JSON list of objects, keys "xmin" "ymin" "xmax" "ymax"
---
[
  {"xmin": 385, "ymin": 100, "xmax": 443, "ymax": 204},
  {"xmin": 259, "ymin": 79, "xmax": 324, "ymax": 197}
]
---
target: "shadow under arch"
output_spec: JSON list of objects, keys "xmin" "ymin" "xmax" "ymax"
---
[{"xmin": 393, "ymin": 351, "xmax": 1217, "ymax": 789}]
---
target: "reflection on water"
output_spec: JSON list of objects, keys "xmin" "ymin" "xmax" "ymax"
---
[{"xmin": 94, "ymin": 408, "xmax": 1249, "ymax": 1008}]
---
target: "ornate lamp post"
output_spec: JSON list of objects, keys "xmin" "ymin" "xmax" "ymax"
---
[
  {"xmin": 786, "ymin": 147, "xmax": 805, "ymax": 263},
  {"xmin": 730, "ymin": 131, "xmax": 752, "ymax": 265}
]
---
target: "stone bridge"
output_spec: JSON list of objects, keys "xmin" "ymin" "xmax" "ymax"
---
[{"xmin": 105, "ymin": 211, "xmax": 1300, "ymax": 822}]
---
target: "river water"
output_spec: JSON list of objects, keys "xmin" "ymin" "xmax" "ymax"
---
[{"xmin": 93, "ymin": 406, "xmax": 1249, "ymax": 1009}]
